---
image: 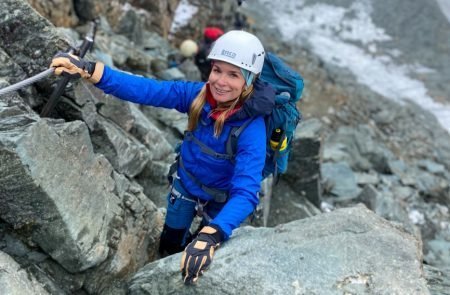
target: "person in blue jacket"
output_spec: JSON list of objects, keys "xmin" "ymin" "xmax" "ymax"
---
[{"xmin": 50, "ymin": 30, "xmax": 275, "ymax": 284}]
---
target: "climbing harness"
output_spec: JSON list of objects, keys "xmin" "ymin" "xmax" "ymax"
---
[{"xmin": 170, "ymin": 181, "xmax": 212, "ymax": 222}]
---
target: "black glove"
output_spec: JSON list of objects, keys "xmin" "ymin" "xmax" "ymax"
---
[
  {"xmin": 50, "ymin": 52, "xmax": 104, "ymax": 83},
  {"xmin": 180, "ymin": 225, "xmax": 222, "ymax": 285}
]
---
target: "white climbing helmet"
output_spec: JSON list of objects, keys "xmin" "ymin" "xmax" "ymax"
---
[
  {"xmin": 179, "ymin": 39, "xmax": 198, "ymax": 57},
  {"xmin": 207, "ymin": 30, "xmax": 265, "ymax": 75}
]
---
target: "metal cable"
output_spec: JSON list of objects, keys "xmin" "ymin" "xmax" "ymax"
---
[{"xmin": 0, "ymin": 68, "xmax": 55, "ymax": 96}]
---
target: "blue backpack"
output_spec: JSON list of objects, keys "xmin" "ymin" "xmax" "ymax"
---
[{"xmin": 227, "ymin": 52, "xmax": 304, "ymax": 180}]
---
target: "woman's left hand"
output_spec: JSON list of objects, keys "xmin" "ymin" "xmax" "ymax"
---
[{"xmin": 180, "ymin": 225, "xmax": 222, "ymax": 284}]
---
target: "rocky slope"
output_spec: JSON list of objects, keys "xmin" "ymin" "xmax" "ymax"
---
[{"xmin": 0, "ymin": 0, "xmax": 449, "ymax": 294}]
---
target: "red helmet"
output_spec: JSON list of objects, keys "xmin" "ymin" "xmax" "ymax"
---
[{"xmin": 204, "ymin": 27, "xmax": 224, "ymax": 41}]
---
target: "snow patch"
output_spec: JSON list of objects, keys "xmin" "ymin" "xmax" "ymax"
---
[
  {"xmin": 436, "ymin": 0, "xmax": 450, "ymax": 23},
  {"xmin": 170, "ymin": 0, "xmax": 198, "ymax": 34},
  {"xmin": 257, "ymin": 0, "xmax": 450, "ymax": 133}
]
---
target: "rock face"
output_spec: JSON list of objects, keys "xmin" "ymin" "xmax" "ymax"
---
[
  {"xmin": 28, "ymin": 0, "xmax": 79, "ymax": 27},
  {"xmin": 128, "ymin": 205, "xmax": 429, "ymax": 295},
  {"xmin": 1, "ymin": 0, "xmax": 449, "ymax": 293},
  {"xmin": 0, "ymin": 92, "xmax": 163, "ymax": 293},
  {"xmin": 1, "ymin": 118, "xmax": 118, "ymax": 273},
  {"xmin": 0, "ymin": 0, "xmax": 167, "ymax": 292},
  {"xmin": 71, "ymin": 0, "xmax": 180, "ymax": 39},
  {"xmin": 0, "ymin": 251, "xmax": 50, "ymax": 295}
]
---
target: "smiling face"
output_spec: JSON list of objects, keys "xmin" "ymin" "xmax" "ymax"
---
[{"xmin": 208, "ymin": 61, "xmax": 246, "ymax": 104}]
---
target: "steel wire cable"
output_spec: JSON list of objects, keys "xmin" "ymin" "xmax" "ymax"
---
[{"xmin": 0, "ymin": 68, "xmax": 55, "ymax": 96}]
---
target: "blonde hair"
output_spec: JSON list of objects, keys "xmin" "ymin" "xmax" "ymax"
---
[{"xmin": 187, "ymin": 84, "xmax": 254, "ymax": 137}]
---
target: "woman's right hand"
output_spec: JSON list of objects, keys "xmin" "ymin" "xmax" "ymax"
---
[{"xmin": 50, "ymin": 52, "xmax": 104, "ymax": 83}]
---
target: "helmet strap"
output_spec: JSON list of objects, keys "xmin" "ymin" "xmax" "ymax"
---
[{"xmin": 240, "ymin": 68, "xmax": 255, "ymax": 87}]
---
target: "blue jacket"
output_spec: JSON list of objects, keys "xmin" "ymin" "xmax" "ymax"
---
[{"xmin": 95, "ymin": 66, "xmax": 275, "ymax": 239}]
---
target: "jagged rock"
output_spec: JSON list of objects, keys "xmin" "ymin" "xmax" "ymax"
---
[
  {"xmin": 0, "ymin": 119, "xmax": 118, "ymax": 272},
  {"xmin": 425, "ymin": 240, "xmax": 450, "ymax": 269},
  {"xmin": 0, "ymin": 83, "xmax": 40, "ymax": 123},
  {"xmin": 156, "ymin": 67, "xmax": 186, "ymax": 81},
  {"xmin": 0, "ymin": 0, "xmax": 73, "ymax": 109},
  {"xmin": 355, "ymin": 183, "xmax": 414, "ymax": 233},
  {"xmin": 424, "ymin": 264, "xmax": 450, "ymax": 295},
  {"xmin": 0, "ymin": 48, "xmax": 36, "ymax": 105},
  {"xmin": 321, "ymin": 162, "xmax": 361, "ymax": 199},
  {"xmin": 99, "ymin": 34, "xmax": 135, "ymax": 67},
  {"xmin": 0, "ymin": 251, "xmax": 49, "ymax": 294},
  {"xmin": 129, "ymin": 0, "xmax": 180, "ymax": 37},
  {"xmin": 355, "ymin": 171, "xmax": 380, "ymax": 185},
  {"xmin": 82, "ymin": 173, "xmax": 164, "ymax": 294},
  {"xmin": 128, "ymin": 104, "xmax": 173, "ymax": 158},
  {"xmin": 0, "ymin": 0, "xmax": 69, "ymax": 77},
  {"xmin": 127, "ymin": 48, "xmax": 156, "ymax": 73},
  {"xmin": 254, "ymin": 179, "xmax": 321, "ymax": 227},
  {"xmin": 27, "ymin": 0, "xmax": 79, "ymax": 27},
  {"xmin": 128, "ymin": 103, "xmax": 175, "ymax": 205},
  {"xmin": 284, "ymin": 118, "xmax": 323, "ymax": 206},
  {"xmin": 128, "ymin": 205, "xmax": 429, "ymax": 294},
  {"xmin": 141, "ymin": 30, "xmax": 175, "ymax": 60},
  {"xmin": 96, "ymin": 90, "xmax": 136, "ymax": 133},
  {"xmin": 0, "ymin": 113, "xmax": 163, "ymax": 292},
  {"xmin": 178, "ymin": 58, "xmax": 202, "ymax": 81},
  {"xmin": 59, "ymin": 80, "xmax": 105, "ymax": 130},
  {"xmin": 417, "ymin": 159, "xmax": 447, "ymax": 176},
  {"xmin": 91, "ymin": 115, "xmax": 150, "ymax": 178},
  {"xmin": 2, "ymin": 220, "xmax": 87, "ymax": 294},
  {"xmin": 68, "ymin": 86, "xmax": 175, "ymax": 180},
  {"xmin": 323, "ymin": 125, "xmax": 395, "ymax": 173},
  {"xmin": 170, "ymin": 0, "xmax": 238, "ymax": 44},
  {"xmin": 73, "ymin": 0, "xmax": 107, "ymax": 23},
  {"xmin": 140, "ymin": 106, "xmax": 188, "ymax": 143},
  {"xmin": 52, "ymin": 80, "xmax": 165, "ymax": 180},
  {"xmin": 73, "ymin": 0, "xmax": 171, "ymax": 42},
  {"xmin": 106, "ymin": 3, "xmax": 147, "ymax": 45}
]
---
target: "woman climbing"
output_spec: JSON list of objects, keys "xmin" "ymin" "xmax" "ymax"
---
[{"xmin": 50, "ymin": 30, "xmax": 275, "ymax": 284}]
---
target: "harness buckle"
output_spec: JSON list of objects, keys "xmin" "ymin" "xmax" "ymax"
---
[
  {"xmin": 195, "ymin": 202, "xmax": 203, "ymax": 217},
  {"xmin": 195, "ymin": 200, "xmax": 209, "ymax": 218}
]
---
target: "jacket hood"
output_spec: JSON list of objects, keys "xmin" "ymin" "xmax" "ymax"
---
[{"xmin": 228, "ymin": 78, "xmax": 276, "ymax": 122}]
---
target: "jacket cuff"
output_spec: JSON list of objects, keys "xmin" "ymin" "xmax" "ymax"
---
[
  {"xmin": 88, "ymin": 62, "xmax": 104, "ymax": 84},
  {"xmin": 204, "ymin": 224, "xmax": 225, "ymax": 242}
]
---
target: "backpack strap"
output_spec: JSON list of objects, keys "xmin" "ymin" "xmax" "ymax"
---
[
  {"xmin": 167, "ymin": 129, "xmax": 236, "ymax": 203},
  {"xmin": 184, "ymin": 131, "xmax": 233, "ymax": 160},
  {"xmin": 225, "ymin": 118, "xmax": 254, "ymax": 164}
]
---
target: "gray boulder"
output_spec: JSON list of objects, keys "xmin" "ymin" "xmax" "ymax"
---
[
  {"xmin": 284, "ymin": 118, "xmax": 323, "ymax": 207},
  {"xmin": 0, "ymin": 0, "xmax": 69, "ymax": 78},
  {"xmin": 128, "ymin": 205, "xmax": 429, "ymax": 294},
  {"xmin": 322, "ymin": 162, "xmax": 361, "ymax": 200},
  {"xmin": 323, "ymin": 125, "xmax": 394, "ymax": 173},
  {"xmin": 28, "ymin": 0, "xmax": 79, "ymax": 27},
  {"xmin": 0, "ymin": 251, "xmax": 49, "ymax": 295},
  {"xmin": 0, "ymin": 118, "xmax": 119, "ymax": 272}
]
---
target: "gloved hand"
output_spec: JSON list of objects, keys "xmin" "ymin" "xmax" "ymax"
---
[
  {"xmin": 50, "ymin": 52, "xmax": 104, "ymax": 83},
  {"xmin": 180, "ymin": 225, "xmax": 222, "ymax": 285}
]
